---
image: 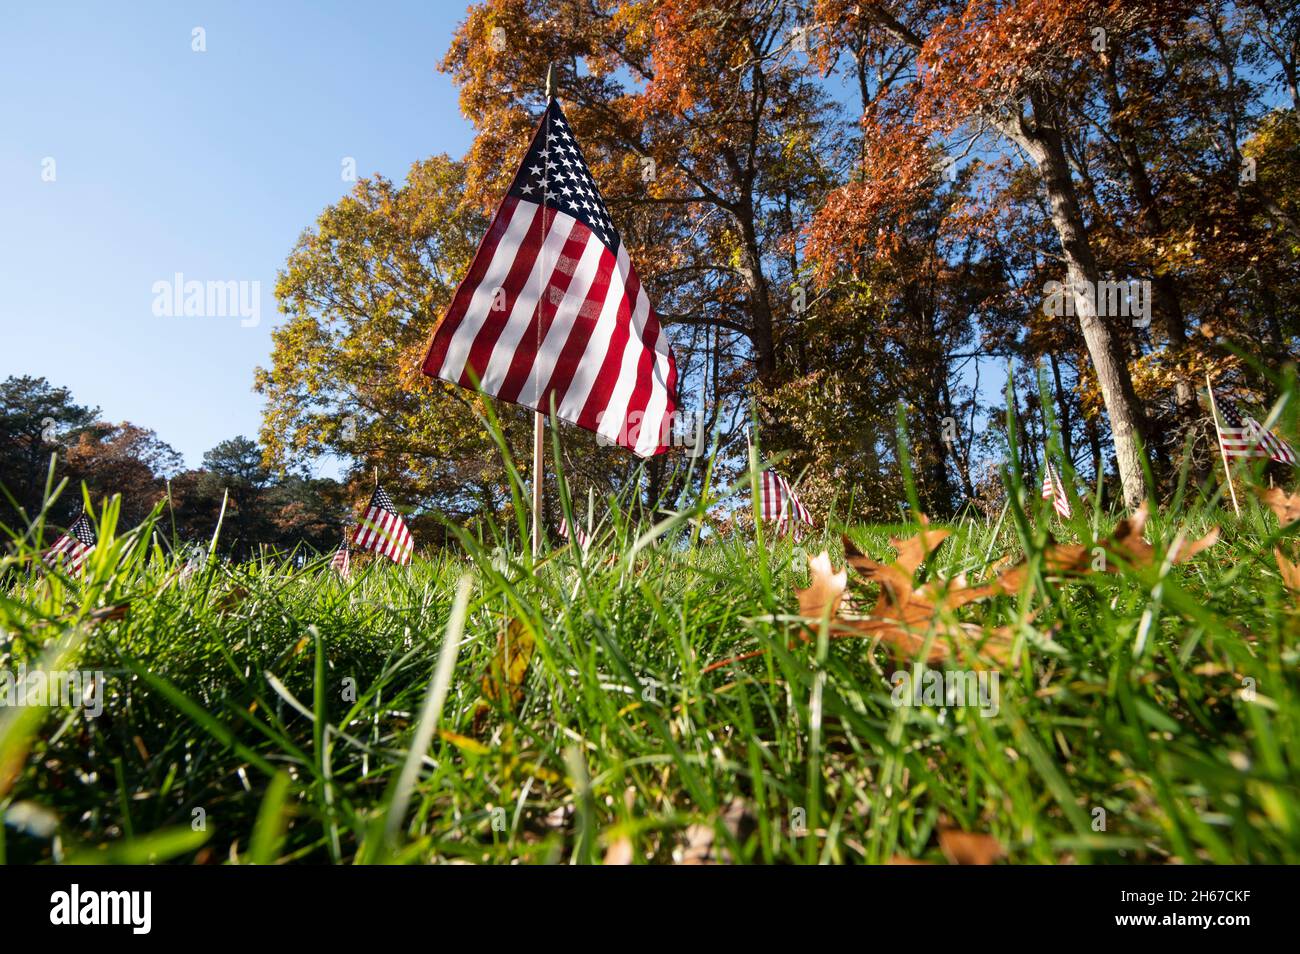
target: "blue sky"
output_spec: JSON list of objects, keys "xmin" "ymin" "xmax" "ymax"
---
[{"xmin": 0, "ymin": 1, "xmax": 475, "ymax": 469}]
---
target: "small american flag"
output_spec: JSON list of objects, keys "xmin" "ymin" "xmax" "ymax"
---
[
  {"xmin": 44, "ymin": 511, "xmax": 97, "ymax": 573},
  {"xmin": 1214, "ymin": 391, "xmax": 1297, "ymax": 465},
  {"xmin": 557, "ymin": 516, "xmax": 590, "ymax": 548},
  {"xmin": 761, "ymin": 470, "xmax": 813, "ymax": 534},
  {"xmin": 350, "ymin": 486, "xmax": 413, "ymax": 565},
  {"xmin": 422, "ymin": 97, "xmax": 677, "ymax": 457},
  {"xmin": 329, "ymin": 534, "xmax": 352, "ymax": 578},
  {"xmin": 1040, "ymin": 459, "xmax": 1072, "ymax": 518}
]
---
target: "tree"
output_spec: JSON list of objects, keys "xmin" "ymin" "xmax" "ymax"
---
[
  {"xmin": 256, "ymin": 156, "xmax": 535, "ymax": 520},
  {"xmin": 442, "ymin": 0, "xmax": 843, "ymax": 457},
  {"xmin": 0, "ymin": 375, "xmax": 98, "ymax": 521},
  {"xmin": 64, "ymin": 422, "xmax": 182, "ymax": 526},
  {"xmin": 807, "ymin": 0, "xmax": 1174, "ymax": 507}
]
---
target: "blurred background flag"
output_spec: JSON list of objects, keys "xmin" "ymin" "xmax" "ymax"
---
[
  {"xmin": 557, "ymin": 515, "xmax": 590, "ymax": 548},
  {"xmin": 350, "ymin": 486, "xmax": 413, "ymax": 565},
  {"xmin": 329, "ymin": 531, "xmax": 352, "ymax": 578},
  {"xmin": 1041, "ymin": 459, "xmax": 1072, "ymax": 518},
  {"xmin": 44, "ymin": 510, "xmax": 97, "ymax": 573},
  {"xmin": 761, "ymin": 469, "xmax": 812, "ymax": 536},
  {"xmin": 1213, "ymin": 391, "xmax": 1297, "ymax": 465}
]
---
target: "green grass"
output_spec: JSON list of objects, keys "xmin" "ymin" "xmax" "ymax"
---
[{"xmin": 2, "ymin": 467, "xmax": 1299, "ymax": 865}]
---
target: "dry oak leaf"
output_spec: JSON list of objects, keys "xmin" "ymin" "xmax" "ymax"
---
[
  {"xmin": 674, "ymin": 799, "xmax": 756, "ymax": 865},
  {"xmin": 938, "ymin": 828, "xmax": 1004, "ymax": 865},
  {"xmin": 87, "ymin": 604, "xmax": 129, "ymax": 625},
  {"xmin": 796, "ymin": 550, "xmax": 847, "ymax": 618},
  {"xmin": 476, "ymin": 618, "xmax": 536, "ymax": 719},
  {"xmin": 1259, "ymin": 486, "xmax": 1300, "ymax": 526},
  {"xmin": 1275, "ymin": 548, "xmax": 1300, "ymax": 593},
  {"xmin": 991, "ymin": 504, "xmax": 1218, "ymax": 594},
  {"xmin": 833, "ymin": 522, "xmax": 1014, "ymax": 665},
  {"xmin": 213, "ymin": 585, "xmax": 250, "ymax": 615}
]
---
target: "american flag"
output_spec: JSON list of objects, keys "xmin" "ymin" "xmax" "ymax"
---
[
  {"xmin": 1214, "ymin": 391, "xmax": 1297, "ymax": 465},
  {"xmin": 44, "ymin": 511, "xmax": 96, "ymax": 573},
  {"xmin": 422, "ymin": 98, "xmax": 678, "ymax": 457},
  {"xmin": 329, "ymin": 534, "xmax": 352, "ymax": 578},
  {"xmin": 761, "ymin": 470, "xmax": 813, "ymax": 534},
  {"xmin": 350, "ymin": 486, "xmax": 413, "ymax": 565},
  {"xmin": 557, "ymin": 515, "xmax": 590, "ymax": 548},
  {"xmin": 1040, "ymin": 459, "xmax": 1072, "ymax": 518}
]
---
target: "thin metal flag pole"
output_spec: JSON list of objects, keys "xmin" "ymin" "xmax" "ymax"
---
[
  {"xmin": 532, "ymin": 64, "xmax": 557, "ymax": 558},
  {"xmin": 1206, "ymin": 371, "xmax": 1241, "ymax": 517}
]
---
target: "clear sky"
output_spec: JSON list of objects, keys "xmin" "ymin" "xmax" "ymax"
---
[{"xmin": 0, "ymin": 1, "xmax": 475, "ymax": 469}]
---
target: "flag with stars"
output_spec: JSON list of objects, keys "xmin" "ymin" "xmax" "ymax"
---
[
  {"xmin": 422, "ymin": 98, "xmax": 678, "ymax": 457},
  {"xmin": 1214, "ymin": 391, "xmax": 1297, "ymax": 465},
  {"xmin": 44, "ymin": 510, "xmax": 97, "ymax": 573},
  {"xmin": 350, "ymin": 486, "xmax": 414, "ymax": 565}
]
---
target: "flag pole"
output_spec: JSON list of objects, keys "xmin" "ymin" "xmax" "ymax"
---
[
  {"xmin": 1206, "ymin": 372, "xmax": 1241, "ymax": 517},
  {"xmin": 532, "ymin": 64, "xmax": 557, "ymax": 558}
]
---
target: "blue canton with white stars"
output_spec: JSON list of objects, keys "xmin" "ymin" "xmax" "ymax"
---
[{"xmin": 507, "ymin": 99, "xmax": 621, "ymax": 252}]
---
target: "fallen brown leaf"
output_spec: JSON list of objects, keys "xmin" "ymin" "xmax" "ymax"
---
[
  {"xmin": 1259, "ymin": 486, "xmax": 1300, "ymax": 526},
  {"xmin": 796, "ymin": 550, "xmax": 847, "ymax": 618},
  {"xmin": 214, "ymin": 586, "xmax": 250, "ymax": 614},
  {"xmin": 674, "ymin": 799, "xmax": 754, "ymax": 865},
  {"xmin": 938, "ymin": 828, "xmax": 1004, "ymax": 865},
  {"xmin": 88, "ymin": 604, "xmax": 129, "ymax": 625},
  {"xmin": 476, "ymin": 619, "xmax": 536, "ymax": 720},
  {"xmin": 1275, "ymin": 548, "xmax": 1300, "ymax": 592},
  {"xmin": 993, "ymin": 504, "xmax": 1218, "ymax": 592},
  {"xmin": 838, "ymin": 525, "xmax": 1013, "ymax": 664}
]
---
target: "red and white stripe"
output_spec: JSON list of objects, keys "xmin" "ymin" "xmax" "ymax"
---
[
  {"xmin": 330, "ymin": 543, "xmax": 351, "ymax": 578},
  {"xmin": 422, "ymin": 99, "xmax": 677, "ymax": 457},
  {"xmin": 1254, "ymin": 423, "xmax": 1298, "ymax": 465},
  {"xmin": 1214, "ymin": 391, "xmax": 1297, "ymax": 465},
  {"xmin": 761, "ymin": 470, "xmax": 813, "ymax": 534},
  {"xmin": 44, "ymin": 513, "xmax": 96, "ymax": 574},
  {"xmin": 350, "ymin": 487, "xmax": 414, "ymax": 565},
  {"xmin": 1041, "ymin": 460, "xmax": 1072, "ymax": 519},
  {"xmin": 557, "ymin": 516, "xmax": 591, "ymax": 548}
]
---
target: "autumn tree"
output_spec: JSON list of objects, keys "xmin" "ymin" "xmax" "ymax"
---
[
  {"xmin": 442, "ymin": 0, "xmax": 844, "ymax": 465},
  {"xmin": 0, "ymin": 375, "xmax": 98, "ymax": 521},
  {"xmin": 806, "ymin": 0, "xmax": 1186, "ymax": 507},
  {"xmin": 256, "ymin": 156, "xmax": 527, "ymax": 519}
]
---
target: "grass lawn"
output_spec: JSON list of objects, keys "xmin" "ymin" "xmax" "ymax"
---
[{"xmin": 2, "ymin": 472, "xmax": 1298, "ymax": 865}]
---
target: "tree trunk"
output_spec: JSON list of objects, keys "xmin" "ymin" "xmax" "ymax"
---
[
  {"xmin": 735, "ymin": 202, "xmax": 777, "ymax": 385},
  {"xmin": 1048, "ymin": 351, "xmax": 1073, "ymax": 463},
  {"xmin": 1099, "ymin": 51, "xmax": 1198, "ymax": 430},
  {"xmin": 1004, "ymin": 99, "xmax": 1149, "ymax": 509}
]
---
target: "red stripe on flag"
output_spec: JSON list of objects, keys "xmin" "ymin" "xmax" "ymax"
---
[
  {"xmin": 424, "ymin": 198, "xmax": 528, "ymax": 378},
  {"xmin": 459, "ymin": 201, "xmax": 549, "ymax": 388},
  {"xmin": 576, "ymin": 267, "xmax": 638, "ymax": 435},
  {"xmin": 496, "ymin": 223, "xmax": 594, "ymax": 404},
  {"xmin": 542, "ymin": 244, "xmax": 617, "ymax": 412}
]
